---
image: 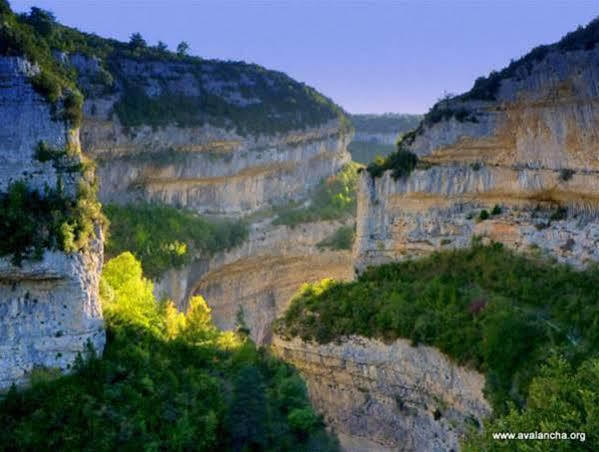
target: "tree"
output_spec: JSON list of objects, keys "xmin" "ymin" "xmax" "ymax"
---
[
  {"xmin": 229, "ymin": 365, "xmax": 268, "ymax": 451},
  {"xmin": 156, "ymin": 41, "xmax": 168, "ymax": 53},
  {"xmin": 27, "ymin": 7, "xmax": 56, "ymax": 36},
  {"xmin": 129, "ymin": 32, "xmax": 147, "ymax": 50},
  {"xmin": 176, "ymin": 41, "xmax": 190, "ymax": 56}
]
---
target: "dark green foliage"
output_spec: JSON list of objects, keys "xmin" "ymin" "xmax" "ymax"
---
[
  {"xmin": 317, "ymin": 225, "xmax": 355, "ymax": 251},
  {"xmin": 347, "ymin": 141, "xmax": 395, "ymax": 165},
  {"xmin": 128, "ymin": 32, "xmax": 146, "ymax": 49},
  {"xmin": 176, "ymin": 41, "xmax": 190, "ymax": 56},
  {"xmin": 0, "ymin": 180, "xmax": 101, "ymax": 265},
  {"xmin": 229, "ymin": 365, "xmax": 268, "ymax": 450},
  {"xmin": 550, "ymin": 206, "xmax": 568, "ymax": 221},
  {"xmin": 559, "ymin": 168, "xmax": 575, "ymax": 182},
  {"xmin": 0, "ymin": 254, "xmax": 338, "ymax": 452},
  {"xmin": 276, "ymin": 244, "xmax": 599, "ymax": 417},
  {"xmin": 104, "ymin": 202, "xmax": 248, "ymax": 278},
  {"xmin": 272, "ymin": 163, "xmax": 360, "ymax": 227},
  {"xmin": 464, "ymin": 355, "xmax": 599, "ymax": 451},
  {"xmin": 423, "ymin": 103, "xmax": 478, "ymax": 127},
  {"xmin": 479, "ymin": 209, "xmax": 490, "ymax": 221},
  {"xmin": 491, "ymin": 204, "xmax": 502, "ymax": 215},
  {"xmin": 350, "ymin": 113, "xmax": 422, "ymax": 134},
  {"xmin": 366, "ymin": 148, "xmax": 418, "ymax": 180}
]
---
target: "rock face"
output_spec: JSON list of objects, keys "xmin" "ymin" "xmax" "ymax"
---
[
  {"xmin": 0, "ymin": 57, "xmax": 105, "ymax": 389},
  {"xmin": 355, "ymin": 45, "xmax": 599, "ymax": 271},
  {"xmin": 272, "ymin": 336, "xmax": 491, "ymax": 452},
  {"xmin": 155, "ymin": 219, "xmax": 354, "ymax": 344},
  {"xmin": 67, "ymin": 53, "xmax": 354, "ymax": 339},
  {"xmin": 72, "ymin": 54, "xmax": 351, "ymax": 216}
]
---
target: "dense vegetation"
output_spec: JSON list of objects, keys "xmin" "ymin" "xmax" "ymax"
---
[
  {"xmin": 0, "ymin": 252, "xmax": 338, "ymax": 451},
  {"xmin": 0, "ymin": 175, "xmax": 103, "ymax": 265},
  {"xmin": 316, "ymin": 225, "xmax": 355, "ymax": 251},
  {"xmin": 104, "ymin": 203, "xmax": 248, "ymax": 278},
  {"xmin": 350, "ymin": 113, "xmax": 422, "ymax": 134},
  {"xmin": 276, "ymin": 243, "xmax": 599, "ymax": 448},
  {"xmin": 366, "ymin": 147, "xmax": 419, "ymax": 180},
  {"xmin": 272, "ymin": 162, "xmax": 360, "ymax": 227}
]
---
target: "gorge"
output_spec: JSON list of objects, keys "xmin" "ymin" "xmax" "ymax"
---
[{"xmin": 1, "ymin": 2, "xmax": 599, "ymax": 451}]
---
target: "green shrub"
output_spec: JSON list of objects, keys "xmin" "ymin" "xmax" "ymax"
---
[
  {"xmin": 366, "ymin": 148, "xmax": 419, "ymax": 180},
  {"xmin": 479, "ymin": 209, "xmax": 490, "ymax": 221},
  {"xmin": 104, "ymin": 202, "xmax": 248, "ymax": 278},
  {"xmin": 273, "ymin": 163, "xmax": 360, "ymax": 227},
  {"xmin": 276, "ymin": 244, "xmax": 599, "ymax": 421},
  {"xmin": 0, "ymin": 179, "xmax": 102, "ymax": 265},
  {"xmin": 316, "ymin": 225, "xmax": 355, "ymax": 251},
  {"xmin": 559, "ymin": 168, "xmax": 575, "ymax": 182},
  {"xmin": 550, "ymin": 206, "xmax": 568, "ymax": 221},
  {"xmin": 491, "ymin": 204, "xmax": 502, "ymax": 215},
  {"xmin": 0, "ymin": 253, "xmax": 338, "ymax": 451}
]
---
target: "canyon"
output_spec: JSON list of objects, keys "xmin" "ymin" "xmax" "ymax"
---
[{"xmin": 2, "ymin": 4, "xmax": 599, "ymax": 451}]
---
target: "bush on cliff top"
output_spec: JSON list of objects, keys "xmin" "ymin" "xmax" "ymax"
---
[
  {"xmin": 0, "ymin": 252, "xmax": 338, "ymax": 451},
  {"xmin": 276, "ymin": 243, "xmax": 599, "ymax": 424},
  {"xmin": 104, "ymin": 202, "xmax": 248, "ymax": 278}
]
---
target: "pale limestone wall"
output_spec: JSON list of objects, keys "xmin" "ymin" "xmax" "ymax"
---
[
  {"xmin": 71, "ymin": 54, "xmax": 352, "ymax": 216},
  {"xmin": 155, "ymin": 219, "xmax": 354, "ymax": 344},
  {"xmin": 272, "ymin": 336, "xmax": 490, "ymax": 452},
  {"xmin": 0, "ymin": 56, "xmax": 105, "ymax": 389},
  {"xmin": 355, "ymin": 47, "xmax": 599, "ymax": 271}
]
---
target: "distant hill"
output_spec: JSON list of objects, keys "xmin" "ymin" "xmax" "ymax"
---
[{"xmin": 348, "ymin": 113, "xmax": 423, "ymax": 164}]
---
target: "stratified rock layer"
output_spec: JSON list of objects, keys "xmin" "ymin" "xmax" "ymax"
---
[
  {"xmin": 156, "ymin": 219, "xmax": 354, "ymax": 344},
  {"xmin": 355, "ymin": 46, "xmax": 599, "ymax": 271},
  {"xmin": 0, "ymin": 57, "xmax": 105, "ymax": 389},
  {"xmin": 272, "ymin": 336, "xmax": 490, "ymax": 452}
]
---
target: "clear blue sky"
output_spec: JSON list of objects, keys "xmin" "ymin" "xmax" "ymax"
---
[{"xmin": 11, "ymin": 0, "xmax": 599, "ymax": 114}]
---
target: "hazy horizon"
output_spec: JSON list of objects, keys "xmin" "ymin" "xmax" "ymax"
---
[{"xmin": 11, "ymin": 0, "xmax": 599, "ymax": 114}]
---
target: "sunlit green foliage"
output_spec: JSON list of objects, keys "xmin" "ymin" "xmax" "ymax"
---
[
  {"xmin": 0, "ymin": 253, "xmax": 338, "ymax": 451},
  {"xmin": 276, "ymin": 243, "xmax": 599, "ymax": 419},
  {"xmin": 104, "ymin": 203, "xmax": 248, "ymax": 278},
  {"xmin": 273, "ymin": 162, "xmax": 361, "ymax": 227}
]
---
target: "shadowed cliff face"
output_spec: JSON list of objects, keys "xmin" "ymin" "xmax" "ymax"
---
[
  {"xmin": 355, "ymin": 46, "xmax": 599, "ymax": 271},
  {"xmin": 272, "ymin": 336, "xmax": 490, "ymax": 452},
  {"xmin": 0, "ymin": 57, "xmax": 105, "ymax": 389},
  {"xmin": 72, "ymin": 54, "xmax": 351, "ymax": 216}
]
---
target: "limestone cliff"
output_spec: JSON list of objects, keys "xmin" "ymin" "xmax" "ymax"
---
[
  {"xmin": 155, "ymin": 218, "xmax": 354, "ymax": 344},
  {"xmin": 272, "ymin": 336, "xmax": 490, "ymax": 452},
  {"xmin": 69, "ymin": 53, "xmax": 351, "ymax": 216},
  {"xmin": 355, "ymin": 24, "xmax": 599, "ymax": 271},
  {"xmin": 0, "ymin": 56, "xmax": 105, "ymax": 389},
  {"xmin": 58, "ymin": 34, "xmax": 354, "ymax": 337}
]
